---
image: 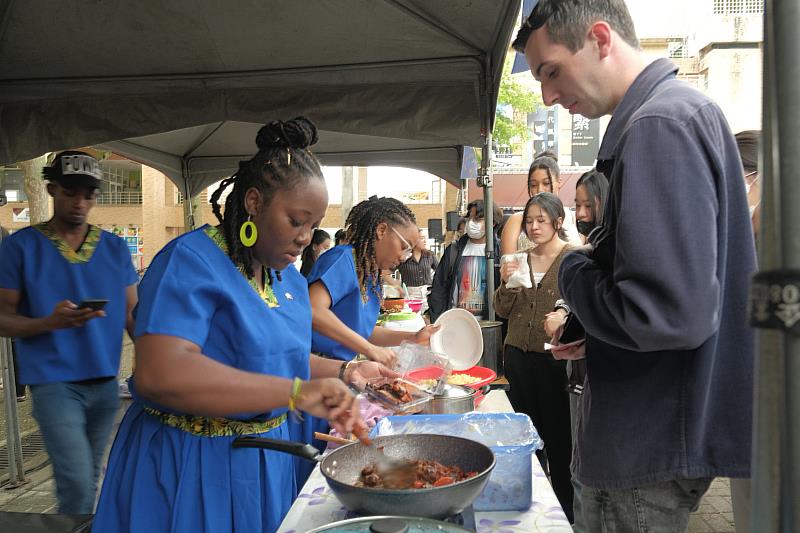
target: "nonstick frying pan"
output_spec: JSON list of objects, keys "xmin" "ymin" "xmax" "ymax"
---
[{"xmin": 233, "ymin": 433, "xmax": 495, "ymax": 518}]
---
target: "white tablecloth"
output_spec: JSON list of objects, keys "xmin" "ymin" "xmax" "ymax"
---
[{"xmin": 277, "ymin": 391, "xmax": 573, "ymax": 532}]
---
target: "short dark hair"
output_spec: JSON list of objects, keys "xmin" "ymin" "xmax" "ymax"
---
[
  {"xmin": 513, "ymin": 0, "xmax": 639, "ymax": 54},
  {"xmin": 466, "ymin": 199, "xmax": 504, "ymax": 228},
  {"xmin": 523, "ymin": 192, "xmax": 567, "ymax": 240},
  {"xmin": 575, "ymin": 169, "xmax": 609, "ymax": 225},
  {"xmin": 735, "ymin": 130, "xmax": 761, "ymax": 174}
]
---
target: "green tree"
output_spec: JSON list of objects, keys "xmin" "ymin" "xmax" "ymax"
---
[{"xmin": 493, "ymin": 54, "xmax": 542, "ymax": 151}]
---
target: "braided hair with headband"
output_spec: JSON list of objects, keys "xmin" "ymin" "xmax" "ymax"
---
[
  {"xmin": 209, "ymin": 117, "xmax": 323, "ymax": 281},
  {"xmin": 345, "ymin": 196, "xmax": 416, "ymax": 300}
]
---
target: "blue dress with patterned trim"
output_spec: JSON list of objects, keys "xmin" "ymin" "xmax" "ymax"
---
[
  {"xmin": 291, "ymin": 244, "xmax": 381, "ymax": 484},
  {"xmin": 93, "ymin": 226, "xmax": 312, "ymax": 533}
]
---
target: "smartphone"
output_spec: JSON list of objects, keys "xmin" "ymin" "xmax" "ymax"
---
[
  {"xmin": 78, "ymin": 299, "xmax": 109, "ymax": 311},
  {"xmin": 558, "ymin": 313, "xmax": 585, "ymax": 345}
]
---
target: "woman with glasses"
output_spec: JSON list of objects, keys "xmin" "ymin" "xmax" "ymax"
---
[{"xmin": 294, "ymin": 196, "xmax": 439, "ymax": 483}]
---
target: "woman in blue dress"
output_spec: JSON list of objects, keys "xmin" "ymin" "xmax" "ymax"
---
[
  {"xmin": 308, "ymin": 196, "xmax": 439, "ymax": 366},
  {"xmin": 93, "ymin": 118, "xmax": 388, "ymax": 533},
  {"xmin": 293, "ymin": 197, "xmax": 439, "ymax": 483}
]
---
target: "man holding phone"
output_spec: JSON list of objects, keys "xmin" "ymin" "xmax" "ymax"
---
[{"xmin": 0, "ymin": 151, "xmax": 138, "ymax": 515}]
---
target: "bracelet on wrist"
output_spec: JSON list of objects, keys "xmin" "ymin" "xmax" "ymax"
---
[
  {"xmin": 288, "ymin": 377, "xmax": 304, "ymax": 421},
  {"xmin": 339, "ymin": 359, "xmax": 357, "ymax": 384}
]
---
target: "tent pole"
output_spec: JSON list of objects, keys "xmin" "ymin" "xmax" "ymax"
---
[
  {"xmin": 479, "ymin": 132, "xmax": 495, "ymax": 321},
  {"xmin": 182, "ymin": 159, "xmax": 196, "ymax": 232},
  {"xmin": 773, "ymin": 0, "xmax": 800, "ymax": 528},
  {"xmin": 1, "ymin": 336, "xmax": 26, "ymax": 487},
  {"xmin": 751, "ymin": 0, "xmax": 798, "ymax": 530}
]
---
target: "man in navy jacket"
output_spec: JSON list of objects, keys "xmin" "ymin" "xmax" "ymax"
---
[{"xmin": 513, "ymin": 1, "xmax": 756, "ymax": 531}]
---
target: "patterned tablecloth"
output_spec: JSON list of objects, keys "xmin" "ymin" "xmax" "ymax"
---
[{"xmin": 277, "ymin": 391, "xmax": 573, "ymax": 533}]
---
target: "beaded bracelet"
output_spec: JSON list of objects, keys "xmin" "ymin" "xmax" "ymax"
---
[{"xmin": 288, "ymin": 377, "xmax": 304, "ymax": 422}]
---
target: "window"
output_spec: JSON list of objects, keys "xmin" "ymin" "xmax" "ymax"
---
[
  {"xmin": 713, "ymin": 0, "xmax": 764, "ymax": 15},
  {"xmin": 0, "ymin": 167, "xmax": 27, "ymax": 202},
  {"xmin": 668, "ymin": 39, "xmax": 688, "ymax": 59}
]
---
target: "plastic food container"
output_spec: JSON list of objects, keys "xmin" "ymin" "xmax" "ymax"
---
[
  {"xmin": 372, "ymin": 412, "xmax": 542, "ymax": 511},
  {"xmin": 362, "ymin": 377, "xmax": 434, "ymax": 414},
  {"xmin": 363, "ymin": 342, "xmax": 451, "ymax": 413}
]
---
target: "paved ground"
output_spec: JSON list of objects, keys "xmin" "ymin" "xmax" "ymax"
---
[{"xmin": 1, "ymin": 340, "xmax": 738, "ymax": 531}]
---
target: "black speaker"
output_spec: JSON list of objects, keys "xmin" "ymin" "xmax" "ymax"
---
[
  {"xmin": 446, "ymin": 211, "xmax": 460, "ymax": 231},
  {"xmin": 428, "ymin": 218, "xmax": 443, "ymax": 240}
]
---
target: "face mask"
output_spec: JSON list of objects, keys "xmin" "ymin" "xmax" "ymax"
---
[
  {"xmin": 466, "ymin": 219, "xmax": 485, "ymax": 239},
  {"xmin": 576, "ymin": 220, "xmax": 596, "ymax": 236}
]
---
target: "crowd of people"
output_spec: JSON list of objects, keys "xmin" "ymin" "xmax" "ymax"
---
[{"xmin": 0, "ymin": 1, "xmax": 764, "ymax": 532}]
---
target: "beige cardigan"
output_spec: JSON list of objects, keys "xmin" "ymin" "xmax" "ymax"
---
[{"xmin": 493, "ymin": 245, "xmax": 572, "ymax": 353}]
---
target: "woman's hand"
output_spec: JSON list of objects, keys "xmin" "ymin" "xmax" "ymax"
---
[
  {"xmin": 365, "ymin": 345, "xmax": 397, "ymax": 367},
  {"xmin": 543, "ymin": 310, "xmax": 567, "ymax": 338},
  {"xmin": 346, "ymin": 360, "xmax": 400, "ymax": 390},
  {"xmin": 499, "ymin": 260, "xmax": 519, "ymax": 283},
  {"xmin": 295, "ymin": 378, "xmax": 363, "ymax": 435},
  {"xmin": 411, "ymin": 324, "xmax": 440, "ymax": 346}
]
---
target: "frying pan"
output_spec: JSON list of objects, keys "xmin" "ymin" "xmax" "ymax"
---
[{"xmin": 233, "ymin": 434, "xmax": 495, "ymax": 518}]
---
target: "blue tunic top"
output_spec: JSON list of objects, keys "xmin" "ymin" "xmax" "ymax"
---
[
  {"xmin": 93, "ymin": 225, "xmax": 312, "ymax": 533},
  {"xmin": 0, "ymin": 224, "xmax": 137, "ymax": 384},
  {"xmin": 308, "ymin": 245, "xmax": 381, "ymax": 361}
]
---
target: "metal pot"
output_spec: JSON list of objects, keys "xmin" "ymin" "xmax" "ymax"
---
[
  {"xmin": 421, "ymin": 383, "xmax": 508, "ymax": 414},
  {"xmin": 422, "ymin": 384, "xmax": 480, "ymax": 414},
  {"xmin": 232, "ymin": 434, "xmax": 495, "ymax": 519},
  {"xmin": 478, "ymin": 320, "xmax": 504, "ymax": 376}
]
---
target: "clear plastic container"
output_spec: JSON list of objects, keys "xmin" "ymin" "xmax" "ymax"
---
[
  {"xmin": 362, "ymin": 377, "xmax": 433, "ymax": 414},
  {"xmin": 392, "ymin": 342, "xmax": 451, "ymax": 394},
  {"xmin": 371, "ymin": 412, "xmax": 543, "ymax": 511},
  {"xmin": 363, "ymin": 343, "xmax": 451, "ymax": 413}
]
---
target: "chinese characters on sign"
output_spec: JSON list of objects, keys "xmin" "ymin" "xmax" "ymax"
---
[
  {"xmin": 750, "ymin": 270, "xmax": 800, "ymax": 334},
  {"xmin": 529, "ymin": 107, "xmax": 558, "ymax": 157},
  {"xmin": 571, "ymin": 114, "xmax": 600, "ymax": 166}
]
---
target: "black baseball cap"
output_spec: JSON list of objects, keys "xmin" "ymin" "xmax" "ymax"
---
[{"xmin": 43, "ymin": 151, "xmax": 103, "ymax": 189}]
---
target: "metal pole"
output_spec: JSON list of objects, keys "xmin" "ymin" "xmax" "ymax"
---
[
  {"xmin": 1, "ymin": 336, "xmax": 26, "ymax": 486},
  {"xmin": 773, "ymin": 0, "xmax": 800, "ymax": 528},
  {"xmin": 751, "ymin": 0, "xmax": 799, "ymax": 530},
  {"xmin": 182, "ymin": 159, "xmax": 196, "ymax": 232},
  {"xmin": 479, "ymin": 132, "xmax": 496, "ymax": 321},
  {"xmin": 750, "ymin": 3, "xmax": 783, "ymax": 526}
]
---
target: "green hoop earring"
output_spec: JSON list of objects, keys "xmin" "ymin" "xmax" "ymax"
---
[{"xmin": 240, "ymin": 216, "xmax": 257, "ymax": 247}]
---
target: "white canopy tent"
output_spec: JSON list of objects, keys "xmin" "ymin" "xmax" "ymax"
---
[{"xmin": 0, "ymin": 0, "xmax": 521, "ymax": 194}]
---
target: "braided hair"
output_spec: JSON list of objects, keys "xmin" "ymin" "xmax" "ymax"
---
[
  {"xmin": 345, "ymin": 196, "xmax": 416, "ymax": 300},
  {"xmin": 209, "ymin": 117, "xmax": 323, "ymax": 280}
]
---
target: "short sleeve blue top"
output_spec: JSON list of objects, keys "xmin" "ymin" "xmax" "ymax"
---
[
  {"xmin": 308, "ymin": 245, "xmax": 381, "ymax": 361},
  {"xmin": 0, "ymin": 224, "xmax": 138, "ymax": 384},
  {"xmin": 131, "ymin": 225, "xmax": 312, "ymax": 420}
]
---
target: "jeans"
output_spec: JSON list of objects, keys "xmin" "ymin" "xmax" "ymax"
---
[
  {"xmin": 582, "ymin": 478, "xmax": 712, "ymax": 533},
  {"xmin": 30, "ymin": 378, "xmax": 119, "ymax": 514},
  {"xmin": 569, "ymin": 388, "xmax": 585, "ymax": 532}
]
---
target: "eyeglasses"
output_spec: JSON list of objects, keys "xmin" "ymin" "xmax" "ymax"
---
[{"xmin": 390, "ymin": 226, "xmax": 414, "ymax": 261}]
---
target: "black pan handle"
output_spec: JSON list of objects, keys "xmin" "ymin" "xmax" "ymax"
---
[
  {"xmin": 232, "ymin": 436, "xmax": 322, "ymax": 462},
  {"xmin": 480, "ymin": 383, "xmax": 510, "ymax": 395}
]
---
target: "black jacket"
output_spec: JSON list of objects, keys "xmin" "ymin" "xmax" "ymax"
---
[{"xmin": 428, "ymin": 234, "xmax": 501, "ymax": 322}]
